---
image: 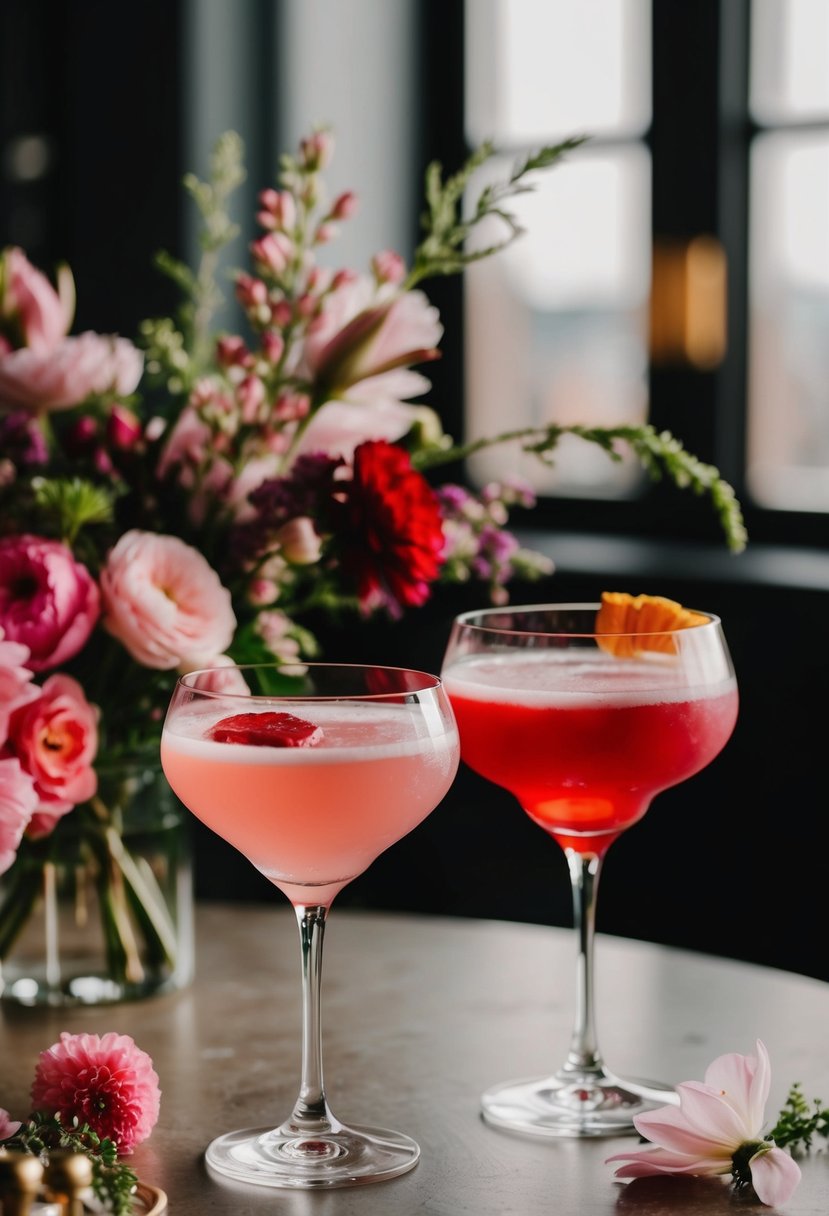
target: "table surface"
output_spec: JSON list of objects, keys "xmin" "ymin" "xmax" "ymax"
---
[{"xmin": 2, "ymin": 903, "xmax": 828, "ymax": 1216}]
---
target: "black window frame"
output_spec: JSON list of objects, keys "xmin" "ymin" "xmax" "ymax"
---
[{"xmin": 416, "ymin": 0, "xmax": 829, "ymax": 553}]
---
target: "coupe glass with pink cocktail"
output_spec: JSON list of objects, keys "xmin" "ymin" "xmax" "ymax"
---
[
  {"xmin": 160, "ymin": 663, "xmax": 459, "ymax": 1188},
  {"xmin": 441, "ymin": 602, "xmax": 738, "ymax": 1138}
]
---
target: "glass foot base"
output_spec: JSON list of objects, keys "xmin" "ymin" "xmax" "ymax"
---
[
  {"xmin": 205, "ymin": 1122, "xmax": 420, "ymax": 1189},
  {"xmin": 481, "ymin": 1070, "xmax": 677, "ymax": 1139}
]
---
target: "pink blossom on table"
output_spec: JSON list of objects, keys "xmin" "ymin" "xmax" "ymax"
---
[
  {"xmin": 371, "ymin": 249, "xmax": 406, "ymax": 286},
  {"xmin": 606, "ymin": 1040, "xmax": 802, "ymax": 1208},
  {"xmin": 0, "ymin": 756, "xmax": 38, "ymax": 875},
  {"xmin": 0, "ymin": 247, "xmax": 74, "ymax": 354},
  {"xmin": 302, "ymin": 274, "xmax": 441, "ymax": 394},
  {"xmin": 100, "ymin": 530, "xmax": 236, "ymax": 670},
  {"xmin": 0, "ymin": 628, "xmax": 38, "ymax": 737},
  {"xmin": 31, "ymin": 1031, "xmax": 161, "ymax": 1154},
  {"xmin": 0, "ymin": 331, "xmax": 143, "ymax": 413},
  {"xmin": 0, "ymin": 534, "xmax": 100, "ymax": 672},
  {"xmin": 0, "ymin": 1106, "xmax": 22, "ymax": 1140},
  {"xmin": 7, "ymin": 674, "xmax": 99, "ymax": 830}
]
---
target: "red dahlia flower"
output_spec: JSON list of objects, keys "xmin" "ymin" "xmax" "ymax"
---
[{"xmin": 336, "ymin": 440, "xmax": 445, "ymax": 616}]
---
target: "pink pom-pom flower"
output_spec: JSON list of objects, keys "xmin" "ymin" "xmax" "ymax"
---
[{"xmin": 31, "ymin": 1031, "xmax": 161, "ymax": 1153}]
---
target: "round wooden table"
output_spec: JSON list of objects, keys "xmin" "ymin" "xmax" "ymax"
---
[{"xmin": 2, "ymin": 904, "xmax": 827, "ymax": 1215}]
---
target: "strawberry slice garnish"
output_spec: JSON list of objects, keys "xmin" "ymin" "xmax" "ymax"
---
[{"xmin": 209, "ymin": 711, "xmax": 324, "ymax": 747}]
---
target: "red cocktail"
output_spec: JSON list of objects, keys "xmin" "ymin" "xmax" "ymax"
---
[{"xmin": 441, "ymin": 602, "xmax": 738, "ymax": 1138}]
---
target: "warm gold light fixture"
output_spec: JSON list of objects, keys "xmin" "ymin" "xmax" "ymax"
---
[{"xmin": 649, "ymin": 235, "xmax": 728, "ymax": 369}]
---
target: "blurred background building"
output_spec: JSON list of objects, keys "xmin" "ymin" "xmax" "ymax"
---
[{"xmin": 2, "ymin": 0, "xmax": 827, "ymax": 979}]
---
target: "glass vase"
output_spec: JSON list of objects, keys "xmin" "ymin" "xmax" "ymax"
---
[{"xmin": 0, "ymin": 761, "xmax": 194, "ymax": 1006}]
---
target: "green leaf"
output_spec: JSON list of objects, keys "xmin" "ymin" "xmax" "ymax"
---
[
  {"xmin": 30, "ymin": 477, "xmax": 114, "ymax": 546},
  {"xmin": 407, "ymin": 134, "xmax": 588, "ymax": 288},
  {"xmin": 414, "ymin": 423, "xmax": 748, "ymax": 554}
]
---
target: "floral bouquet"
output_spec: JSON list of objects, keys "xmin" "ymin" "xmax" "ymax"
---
[{"xmin": 0, "ymin": 127, "xmax": 745, "ymax": 1004}]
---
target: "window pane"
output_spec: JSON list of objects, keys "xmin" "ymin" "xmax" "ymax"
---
[
  {"xmin": 747, "ymin": 131, "xmax": 829, "ymax": 510},
  {"xmin": 466, "ymin": 0, "xmax": 651, "ymax": 146},
  {"xmin": 750, "ymin": 0, "xmax": 829, "ymax": 124},
  {"xmin": 464, "ymin": 147, "xmax": 651, "ymax": 497}
]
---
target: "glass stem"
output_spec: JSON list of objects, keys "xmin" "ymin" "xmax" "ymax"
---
[
  {"xmin": 285, "ymin": 903, "xmax": 338, "ymax": 1135},
  {"xmin": 562, "ymin": 849, "xmax": 604, "ymax": 1077}
]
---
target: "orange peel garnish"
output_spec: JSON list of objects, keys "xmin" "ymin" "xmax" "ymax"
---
[{"xmin": 595, "ymin": 592, "xmax": 708, "ymax": 658}]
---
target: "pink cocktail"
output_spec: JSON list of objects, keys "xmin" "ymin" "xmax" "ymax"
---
[
  {"xmin": 162, "ymin": 701, "xmax": 458, "ymax": 906},
  {"xmin": 441, "ymin": 603, "xmax": 738, "ymax": 1138},
  {"xmin": 160, "ymin": 663, "xmax": 459, "ymax": 1189}
]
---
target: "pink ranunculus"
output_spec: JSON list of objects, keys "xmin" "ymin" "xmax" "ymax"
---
[
  {"xmin": 0, "ymin": 756, "xmax": 39, "ymax": 875},
  {"xmin": 606, "ymin": 1040, "xmax": 802, "ymax": 1208},
  {"xmin": 0, "ymin": 1106, "xmax": 22, "ymax": 1140},
  {"xmin": 0, "ymin": 628, "xmax": 38, "ymax": 738},
  {"xmin": 0, "ymin": 535, "xmax": 100, "ymax": 673},
  {"xmin": 0, "ymin": 247, "xmax": 75, "ymax": 355},
  {"xmin": 31, "ymin": 1031, "xmax": 161, "ymax": 1153},
  {"xmin": 7, "ymin": 674, "xmax": 99, "ymax": 832},
  {"xmin": 100, "ymin": 531, "xmax": 236, "ymax": 670},
  {"xmin": 0, "ymin": 332, "xmax": 143, "ymax": 413}
]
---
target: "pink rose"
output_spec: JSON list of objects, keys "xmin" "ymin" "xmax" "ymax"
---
[
  {"xmin": 0, "ymin": 756, "xmax": 38, "ymax": 875},
  {"xmin": 0, "ymin": 247, "xmax": 74, "ymax": 355},
  {"xmin": 0, "ymin": 332, "xmax": 143, "ymax": 413},
  {"xmin": 100, "ymin": 530, "xmax": 236, "ymax": 670},
  {"xmin": 7, "ymin": 674, "xmax": 99, "ymax": 832},
  {"xmin": 0, "ymin": 628, "xmax": 38, "ymax": 738},
  {"xmin": 0, "ymin": 535, "xmax": 100, "ymax": 672}
]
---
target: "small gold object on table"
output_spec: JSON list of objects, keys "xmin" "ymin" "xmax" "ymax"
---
[{"xmin": 0, "ymin": 1150, "xmax": 167, "ymax": 1216}]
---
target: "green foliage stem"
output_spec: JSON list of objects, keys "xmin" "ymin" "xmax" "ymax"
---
[
  {"xmin": 769, "ymin": 1083, "xmax": 829, "ymax": 1153},
  {"xmin": 414, "ymin": 422, "xmax": 748, "ymax": 554}
]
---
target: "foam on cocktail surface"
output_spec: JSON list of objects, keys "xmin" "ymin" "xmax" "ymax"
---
[
  {"xmin": 163, "ymin": 700, "xmax": 455, "ymax": 764},
  {"xmin": 442, "ymin": 651, "xmax": 736, "ymax": 707}
]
